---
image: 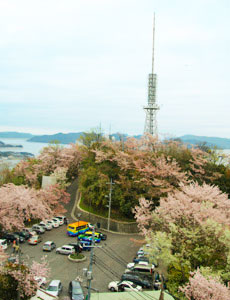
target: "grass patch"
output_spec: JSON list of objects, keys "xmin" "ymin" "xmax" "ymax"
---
[
  {"xmin": 70, "ymin": 253, "xmax": 85, "ymax": 260},
  {"xmin": 79, "ymin": 198, "xmax": 135, "ymax": 223}
]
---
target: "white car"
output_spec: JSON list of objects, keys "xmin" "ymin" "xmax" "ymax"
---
[
  {"xmin": 32, "ymin": 224, "xmax": 45, "ymax": 234},
  {"xmin": 34, "ymin": 276, "xmax": 47, "ymax": 287},
  {"xmin": 55, "ymin": 216, "xmax": 65, "ymax": 225},
  {"xmin": 108, "ymin": 280, "xmax": 142, "ymax": 292},
  {"xmin": 56, "ymin": 245, "xmax": 75, "ymax": 255},
  {"xmin": 46, "ymin": 220, "xmax": 57, "ymax": 228},
  {"xmin": 46, "ymin": 280, "xmax": 63, "ymax": 296},
  {"xmin": 0, "ymin": 239, "xmax": 7, "ymax": 250},
  {"xmin": 40, "ymin": 221, "xmax": 52, "ymax": 231},
  {"xmin": 127, "ymin": 261, "xmax": 150, "ymax": 269},
  {"xmin": 28, "ymin": 235, "xmax": 42, "ymax": 245},
  {"xmin": 22, "ymin": 228, "xmax": 37, "ymax": 237},
  {"xmin": 52, "ymin": 218, "xmax": 60, "ymax": 227}
]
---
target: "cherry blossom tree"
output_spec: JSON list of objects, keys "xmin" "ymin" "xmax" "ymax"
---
[
  {"xmin": 180, "ymin": 269, "xmax": 230, "ymax": 300},
  {"xmin": 0, "ymin": 256, "xmax": 50, "ymax": 299},
  {"xmin": 38, "ymin": 184, "xmax": 70, "ymax": 215},
  {"xmin": 0, "ymin": 183, "xmax": 52, "ymax": 231},
  {"xmin": 14, "ymin": 143, "xmax": 82, "ymax": 188},
  {"xmin": 133, "ymin": 182, "xmax": 230, "ymax": 298}
]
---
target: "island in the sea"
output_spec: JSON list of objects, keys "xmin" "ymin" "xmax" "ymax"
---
[
  {"xmin": 0, "ymin": 141, "xmax": 23, "ymax": 148},
  {"xmin": 0, "ymin": 140, "xmax": 34, "ymax": 158},
  {"xmin": 0, "ymin": 151, "xmax": 34, "ymax": 158}
]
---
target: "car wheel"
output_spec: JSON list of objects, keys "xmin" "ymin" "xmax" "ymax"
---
[{"xmin": 110, "ymin": 287, "xmax": 116, "ymax": 292}]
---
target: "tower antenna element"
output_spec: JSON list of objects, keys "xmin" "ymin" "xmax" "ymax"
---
[{"xmin": 144, "ymin": 13, "xmax": 160, "ymax": 136}]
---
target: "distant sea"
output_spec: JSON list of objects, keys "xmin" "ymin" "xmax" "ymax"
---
[{"xmin": 0, "ymin": 138, "xmax": 66, "ymax": 169}]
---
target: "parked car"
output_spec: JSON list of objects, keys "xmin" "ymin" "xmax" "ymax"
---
[
  {"xmin": 0, "ymin": 232, "xmax": 25, "ymax": 244},
  {"xmin": 46, "ymin": 220, "xmax": 56, "ymax": 228},
  {"xmin": 46, "ymin": 280, "xmax": 63, "ymax": 297},
  {"xmin": 0, "ymin": 239, "xmax": 7, "ymax": 250},
  {"xmin": 121, "ymin": 273, "xmax": 152, "ymax": 289},
  {"xmin": 137, "ymin": 249, "xmax": 148, "ymax": 257},
  {"xmin": 22, "ymin": 228, "xmax": 37, "ymax": 237},
  {"xmin": 43, "ymin": 241, "xmax": 56, "ymax": 252},
  {"xmin": 79, "ymin": 241, "xmax": 92, "ymax": 251},
  {"xmin": 127, "ymin": 261, "xmax": 155, "ymax": 270},
  {"xmin": 97, "ymin": 231, "xmax": 107, "ymax": 240},
  {"xmin": 55, "ymin": 216, "xmax": 66, "ymax": 225},
  {"xmin": 68, "ymin": 280, "xmax": 84, "ymax": 300},
  {"xmin": 69, "ymin": 241, "xmax": 91, "ymax": 251},
  {"xmin": 68, "ymin": 242, "xmax": 83, "ymax": 253},
  {"xmin": 14, "ymin": 231, "xmax": 30, "ymax": 240},
  {"xmin": 52, "ymin": 217, "xmax": 64, "ymax": 226},
  {"xmin": 32, "ymin": 225, "xmax": 45, "ymax": 234},
  {"xmin": 28, "ymin": 235, "xmax": 42, "ymax": 245},
  {"xmin": 50, "ymin": 219, "xmax": 59, "ymax": 228},
  {"xmin": 39, "ymin": 221, "xmax": 52, "ymax": 231},
  {"xmin": 133, "ymin": 256, "xmax": 149, "ymax": 264},
  {"xmin": 108, "ymin": 280, "xmax": 142, "ymax": 292},
  {"xmin": 56, "ymin": 245, "xmax": 75, "ymax": 255},
  {"xmin": 78, "ymin": 234, "xmax": 101, "ymax": 243},
  {"xmin": 124, "ymin": 264, "xmax": 154, "ymax": 277},
  {"xmin": 34, "ymin": 276, "xmax": 47, "ymax": 287}
]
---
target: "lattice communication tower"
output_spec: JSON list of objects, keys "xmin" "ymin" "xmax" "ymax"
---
[{"xmin": 144, "ymin": 15, "xmax": 160, "ymax": 136}]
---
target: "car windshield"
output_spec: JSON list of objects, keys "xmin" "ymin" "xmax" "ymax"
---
[
  {"xmin": 131, "ymin": 283, "xmax": 137, "ymax": 288},
  {"xmin": 47, "ymin": 286, "xmax": 58, "ymax": 291}
]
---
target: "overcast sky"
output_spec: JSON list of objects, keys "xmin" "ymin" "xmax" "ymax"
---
[{"xmin": 0, "ymin": 0, "xmax": 229, "ymax": 137}]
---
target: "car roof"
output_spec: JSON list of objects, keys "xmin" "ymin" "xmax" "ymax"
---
[
  {"xmin": 44, "ymin": 241, "xmax": 53, "ymax": 245},
  {"xmin": 120, "ymin": 281, "xmax": 134, "ymax": 285},
  {"xmin": 61, "ymin": 245, "xmax": 74, "ymax": 248},
  {"xmin": 49, "ymin": 280, "xmax": 61, "ymax": 286}
]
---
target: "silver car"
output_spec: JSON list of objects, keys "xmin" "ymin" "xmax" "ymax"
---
[
  {"xmin": 56, "ymin": 245, "xmax": 75, "ymax": 255},
  {"xmin": 43, "ymin": 241, "xmax": 56, "ymax": 252},
  {"xmin": 46, "ymin": 280, "xmax": 63, "ymax": 296},
  {"xmin": 32, "ymin": 224, "xmax": 45, "ymax": 234},
  {"xmin": 40, "ymin": 221, "xmax": 52, "ymax": 231}
]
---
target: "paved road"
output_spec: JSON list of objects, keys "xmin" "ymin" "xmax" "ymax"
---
[
  {"xmin": 6, "ymin": 226, "xmax": 141, "ymax": 299},
  {"xmin": 6, "ymin": 180, "xmax": 142, "ymax": 299}
]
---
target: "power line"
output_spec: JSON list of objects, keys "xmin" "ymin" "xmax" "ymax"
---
[
  {"xmin": 103, "ymin": 243, "xmax": 129, "ymax": 265},
  {"xmin": 95, "ymin": 259, "xmax": 158, "ymax": 300},
  {"xmin": 99, "ymin": 247, "xmax": 127, "ymax": 267}
]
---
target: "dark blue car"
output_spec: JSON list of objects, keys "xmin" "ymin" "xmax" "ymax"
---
[{"xmin": 79, "ymin": 241, "xmax": 91, "ymax": 251}]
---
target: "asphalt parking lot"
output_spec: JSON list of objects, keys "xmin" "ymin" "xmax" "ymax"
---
[{"xmin": 6, "ymin": 224, "xmax": 141, "ymax": 299}]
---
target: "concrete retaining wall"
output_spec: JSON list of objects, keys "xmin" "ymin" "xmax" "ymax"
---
[{"xmin": 73, "ymin": 192, "xmax": 139, "ymax": 234}]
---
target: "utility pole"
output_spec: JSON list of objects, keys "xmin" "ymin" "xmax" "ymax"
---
[
  {"xmin": 85, "ymin": 228, "xmax": 95, "ymax": 300},
  {"xmin": 17, "ymin": 244, "xmax": 21, "ymax": 300},
  {"xmin": 106, "ymin": 178, "xmax": 115, "ymax": 231}
]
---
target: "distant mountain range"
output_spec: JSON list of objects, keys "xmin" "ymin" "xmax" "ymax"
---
[
  {"xmin": 178, "ymin": 135, "xmax": 230, "ymax": 149},
  {"xmin": 28, "ymin": 132, "xmax": 83, "ymax": 144},
  {"xmin": 0, "ymin": 132, "xmax": 34, "ymax": 138},
  {"xmin": 0, "ymin": 132, "xmax": 229, "ymax": 149}
]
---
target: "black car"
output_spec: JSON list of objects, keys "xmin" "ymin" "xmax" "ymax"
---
[
  {"xmin": 133, "ymin": 256, "xmax": 149, "ymax": 264},
  {"xmin": 68, "ymin": 280, "xmax": 84, "ymax": 300},
  {"xmin": 0, "ymin": 232, "xmax": 25, "ymax": 243},
  {"xmin": 68, "ymin": 242, "xmax": 83, "ymax": 253},
  {"xmin": 97, "ymin": 232, "xmax": 107, "ymax": 240},
  {"xmin": 121, "ymin": 273, "xmax": 152, "ymax": 289},
  {"xmin": 14, "ymin": 231, "xmax": 30, "ymax": 240}
]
